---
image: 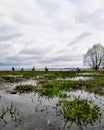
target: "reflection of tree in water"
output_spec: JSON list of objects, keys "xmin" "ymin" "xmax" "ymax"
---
[{"xmin": 56, "ymin": 97, "xmax": 102, "ymax": 130}]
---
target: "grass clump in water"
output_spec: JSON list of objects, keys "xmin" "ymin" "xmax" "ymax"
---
[
  {"xmin": 40, "ymin": 87, "xmax": 60, "ymax": 98},
  {"xmin": 1, "ymin": 75, "xmax": 22, "ymax": 82},
  {"xmin": 15, "ymin": 85, "xmax": 38, "ymax": 93},
  {"xmin": 58, "ymin": 92, "xmax": 67, "ymax": 98},
  {"xmin": 56, "ymin": 97, "xmax": 102, "ymax": 129},
  {"xmin": 39, "ymin": 81, "xmax": 68, "ymax": 98},
  {"xmin": 39, "ymin": 83, "xmax": 61, "ymax": 97}
]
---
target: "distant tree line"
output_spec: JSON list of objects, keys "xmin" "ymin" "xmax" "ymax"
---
[{"xmin": 12, "ymin": 66, "xmax": 48, "ymax": 71}]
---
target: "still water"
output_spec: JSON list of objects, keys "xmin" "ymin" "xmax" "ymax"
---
[{"xmin": 0, "ymin": 79, "xmax": 104, "ymax": 130}]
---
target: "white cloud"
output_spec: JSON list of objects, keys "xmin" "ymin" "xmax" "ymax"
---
[{"xmin": 0, "ymin": 0, "xmax": 104, "ymax": 69}]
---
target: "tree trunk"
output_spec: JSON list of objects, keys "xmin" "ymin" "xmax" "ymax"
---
[
  {"xmin": 95, "ymin": 65, "xmax": 99, "ymax": 70},
  {"xmin": 78, "ymin": 125, "xmax": 83, "ymax": 130}
]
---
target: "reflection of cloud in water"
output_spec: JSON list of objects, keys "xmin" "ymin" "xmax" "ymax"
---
[
  {"xmin": 0, "ymin": 80, "xmax": 104, "ymax": 130},
  {"xmin": 67, "ymin": 76, "xmax": 91, "ymax": 81},
  {"xmin": 68, "ymin": 90, "xmax": 104, "ymax": 109},
  {"xmin": 57, "ymin": 76, "xmax": 91, "ymax": 81}
]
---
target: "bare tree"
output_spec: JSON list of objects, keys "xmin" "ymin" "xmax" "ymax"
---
[
  {"xmin": 45, "ymin": 67, "xmax": 48, "ymax": 71},
  {"xmin": 83, "ymin": 44, "xmax": 104, "ymax": 70},
  {"xmin": 32, "ymin": 66, "xmax": 35, "ymax": 71},
  {"xmin": 12, "ymin": 67, "xmax": 15, "ymax": 71},
  {"xmin": 21, "ymin": 67, "xmax": 24, "ymax": 71}
]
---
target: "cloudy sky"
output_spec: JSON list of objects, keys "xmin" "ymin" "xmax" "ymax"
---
[{"xmin": 0, "ymin": 0, "xmax": 104, "ymax": 70}]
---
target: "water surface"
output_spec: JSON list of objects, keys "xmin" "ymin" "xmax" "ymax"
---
[{"xmin": 0, "ymin": 79, "xmax": 104, "ymax": 130}]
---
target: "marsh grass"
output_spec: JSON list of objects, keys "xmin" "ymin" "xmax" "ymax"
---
[
  {"xmin": 40, "ymin": 75, "xmax": 104, "ymax": 96},
  {"xmin": 1, "ymin": 75, "xmax": 22, "ymax": 82},
  {"xmin": 40, "ymin": 87, "xmax": 60, "ymax": 97},
  {"xmin": 1, "ymin": 70, "xmax": 104, "ymax": 95},
  {"xmin": 15, "ymin": 85, "xmax": 38, "ymax": 93},
  {"xmin": 0, "ymin": 70, "xmax": 104, "ymax": 129},
  {"xmin": 56, "ymin": 97, "xmax": 102, "ymax": 129}
]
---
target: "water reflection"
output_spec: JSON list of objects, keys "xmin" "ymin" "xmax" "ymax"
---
[
  {"xmin": 57, "ymin": 76, "xmax": 91, "ymax": 81},
  {"xmin": 0, "ymin": 102, "xmax": 23, "ymax": 129},
  {"xmin": 0, "ymin": 79, "xmax": 104, "ymax": 130}
]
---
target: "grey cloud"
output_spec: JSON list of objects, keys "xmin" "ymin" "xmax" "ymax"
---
[
  {"xmin": 71, "ymin": 54, "xmax": 83, "ymax": 61},
  {"xmin": 19, "ymin": 43, "xmax": 53, "ymax": 60},
  {"xmin": 0, "ymin": 0, "xmax": 104, "ymax": 69},
  {"xmin": 0, "ymin": 33, "xmax": 22, "ymax": 41},
  {"xmin": 69, "ymin": 0, "xmax": 83, "ymax": 3},
  {"xmin": 51, "ymin": 53, "xmax": 83, "ymax": 62},
  {"xmin": 37, "ymin": 0, "xmax": 57, "ymax": 11},
  {"xmin": 68, "ymin": 32, "xmax": 91, "ymax": 46},
  {"xmin": 5, "ymin": 52, "xmax": 49, "ymax": 65},
  {"xmin": 13, "ymin": 13, "xmax": 36, "ymax": 25},
  {"xmin": 0, "ymin": 25, "xmax": 14, "ymax": 32},
  {"xmin": 77, "ymin": 32, "xmax": 91, "ymax": 39},
  {"xmin": 20, "ymin": 47, "xmax": 49, "ymax": 55},
  {"xmin": 0, "ymin": 20, "xmax": 22, "ymax": 41},
  {"xmin": 76, "ymin": 9, "xmax": 104, "ymax": 28},
  {"xmin": 4, "ymin": 51, "xmax": 72, "ymax": 66},
  {"xmin": 1, "ymin": 47, "xmax": 83, "ymax": 68}
]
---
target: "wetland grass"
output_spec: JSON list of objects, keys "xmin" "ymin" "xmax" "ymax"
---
[
  {"xmin": 40, "ymin": 87, "xmax": 60, "ymax": 97},
  {"xmin": 56, "ymin": 97, "xmax": 102, "ymax": 129},
  {"xmin": 1, "ymin": 75, "xmax": 22, "ymax": 82},
  {"xmin": 41, "ymin": 75, "xmax": 104, "ymax": 96},
  {"xmin": 15, "ymin": 85, "xmax": 38, "ymax": 93},
  {"xmin": 0, "ymin": 70, "xmax": 104, "ymax": 129},
  {"xmin": 1, "ymin": 70, "xmax": 104, "ymax": 96}
]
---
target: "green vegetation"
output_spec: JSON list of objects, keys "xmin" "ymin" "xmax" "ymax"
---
[
  {"xmin": 0, "ymin": 70, "xmax": 104, "ymax": 129},
  {"xmin": 38, "ymin": 81, "xmax": 69, "ymax": 97},
  {"xmin": 40, "ymin": 87, "xmax": 60, "ymax": 97},
  {"xmin": 15, "ymin": 85, "xmax": 38, "ymax": 93},
  {"xmin": 1, "ymin": 70, "xmax": 104, "ymax": 95},
  {"xmin": 40, "ymin": 75, "xmax": 104, "ymax": 95},
  {"xmin": 0, "ymin": 70, "xmax": 77, "ymax": 80},
  {"xmin": 1, "ymin": 75, "xmax": 22, "ymax": 82},
  {"xmin": 56, "ymin": 97, "xmax": 102, "ymax": 129}
]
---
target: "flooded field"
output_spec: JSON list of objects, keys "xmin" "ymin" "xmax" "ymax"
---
[{"xmin": 0, "ymin": 71, "xmax": 104, "ymax": 130}]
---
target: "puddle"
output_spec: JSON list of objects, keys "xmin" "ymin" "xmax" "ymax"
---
[
  {"xmin": 68, "ymin": 76, "xmax": 91, "ymax": 81},
  {"xmin": 17, "ymin": 79, "xmax": 39, "ymax": 86},
  {"xmin": 0, "ymin": 79, "xmax": 104, "ymax": 130},
  {"xmin": 57, "ymin": 76, "xmax": 91, "ymax": 81},
  {"xmin": 0, "ymin": 79, "xmax": 39, "ymax": 94}
]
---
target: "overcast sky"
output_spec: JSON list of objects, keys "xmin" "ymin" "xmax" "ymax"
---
[{"xmin": 0, "ymin": 0, "xmax": 104, "ymax": 69}]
